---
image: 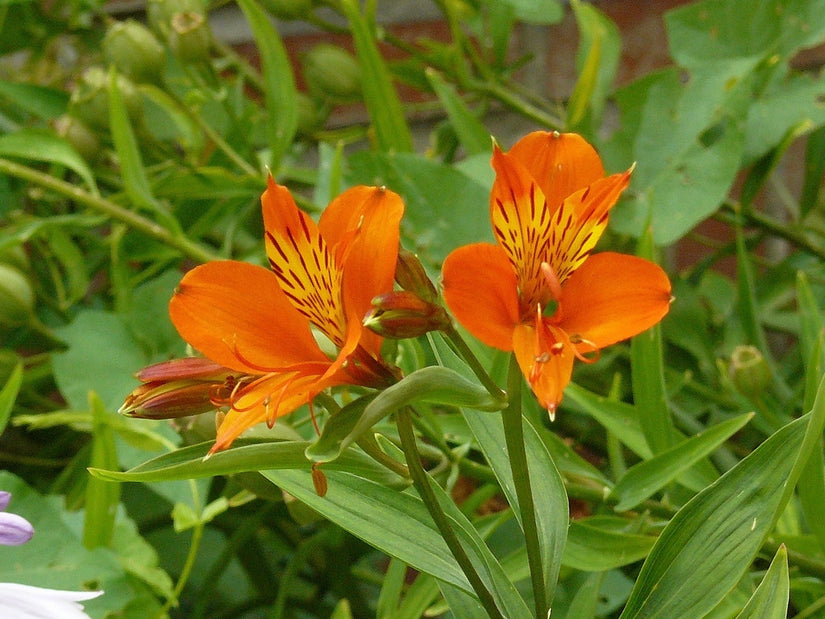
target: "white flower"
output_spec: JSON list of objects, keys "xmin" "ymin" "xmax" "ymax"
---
[{"xmin": 0, "ymin": 583, "xmax": 102, "ymax": 619}]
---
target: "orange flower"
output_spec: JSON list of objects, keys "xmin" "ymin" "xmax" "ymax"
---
[
  {"xmin": 168, "ymin": 176, "xmax": 403, "ymax": 452},
  {"xmin": 442, "ymin": 132, "xmax": 672, "ymax": 417}
]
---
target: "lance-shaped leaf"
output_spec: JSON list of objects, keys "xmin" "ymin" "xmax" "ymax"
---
[
  {"xmin": 425, "ymin": 68, "xmax": 490, "ymax": 156},
  {"xmin": 733, "ymin": 545, "xmax": 788, "ymax": 619},
  {"xmin": 0, "ymin": 360, "xmax": 22, "ymax": 436},
  {"xmin": 89, "ymin": 439, "xmax": 406, "ymax": 488},
  {"xmin": 83, "ymin": 392, "xmax": 120, "ymax": 549},
  {"xmin": 610, "ymin": 412, "xmax": 752, "ymax": 512},
  {"xmin": 264, "ymin": 468, "xmax": 532, "ymax": 617},
  {"xmin": 563, "ymin": 517, "xmax": 656, "ymax": 571},
  {"xmin": 619, "ymin": 374, "xmax": 825, "ymax": 618},
  {"xmin": 236, "ymin": 0, "xmax": 297, "ymax": 170},
  {"xmin": 308, "ymin": 366, "xmax": 503, "ymax": 464}
]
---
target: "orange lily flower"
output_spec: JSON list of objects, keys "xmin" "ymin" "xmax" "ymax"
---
[
  {"xmin": 442, "ymin": 131, "xmax": 672, "ymax": 417},
  {"xmin": 168, "ymin": 176, "xmax": 403, "ymax": 453}
]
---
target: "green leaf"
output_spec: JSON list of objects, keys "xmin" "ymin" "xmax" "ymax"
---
[
  {"xmin": 501, "ymin": 0, "xmax": 564, "ymax": 25},
  {"xmin": 89, "ymin": 439, "xmax": 405, "ymax": 489},
  {"xmin": 665, "ymin": 0, "xmax": 825, "ymax": 66},
  {"xmin": 0, "ymin": 360, "xmax": 22, "ymax": 436},
  {"xmin": 304, "ymin": 395, "xmax": 374, "ymax": 463},
  {"xmin": 567, "ymin": 0, "xmax": 620, "ymax": 132},
  {"xmin": 610, "ymin": 413, "xmax": 752, "ymax": 512},
  {"xmin": 264, "ymin": 468, "xmax": 532, "ymax": 617},
  {"xmin": 0, "ymin": 80, "xmax": 69, "ymax": 120},
  {"xmin": 0, "ymin": 128, "xmax": 98, "ymax": 194},
  {"xmin": 800, "ymin": 124, "xmax": 825, "ymax": 217},
  {"xmin": 83, "ymin": 392, "xmax": 120, "ymax": 549},
  {"xmin": 619, "ymin": 401, "xmax": 821, "ymax": 618},
  {"xmin": 563, "ymin": 517, "xmax": 656, "ymax": 571},
  {"xmin": 733, "ymin": 545, "xmax": 788, "ymax": 619},
  {"xmin": 425, "ymin": 69, "xmax": 490, "ymax": 156},
  {"xmin": 340, "ymin": 0, "xmax": 413, "ymax": 152},
  {"xmin": 108, "ymin": 67, "xmax": 174, "ymax": 229},
  {"xmin": 632, "ymin": 230, "xmax": 674, "ymax": 455},
  {"xmin": 236, "ymin": 0, "xmax": 297, "ymax": 170}
]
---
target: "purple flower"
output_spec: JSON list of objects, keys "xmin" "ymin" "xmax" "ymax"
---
[{"xmin": 0, "ymin": 491, "xmax": 33, "ymax": 546}]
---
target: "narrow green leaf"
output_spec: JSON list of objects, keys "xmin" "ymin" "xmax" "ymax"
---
[
  {"xmin": 740, "ymin": 121, "xmax": 812, "ymax": 207},
  {"xmin": 425, "ymin": 69, "xmax": 490, "ymax": 155},
  {"xmin": 565, "ymin": 571, "xmax": 605, "ymax": 619},
  {"xmin": 83, "ymin": 392, "xmax": 120, "ymax": 549},
  {"xmin": 800, "ymin": 124, "xmax": 825, "ymax": 217},
  {"xmin": 619, "ymin": 408, "xmax": 817, "ymax": 618},
  {"xmin": 734, "ymin": 218, "xmax": 768, "ymax": 354},
  {"xmin": 0, "ymin": 129, "xmax": 98, "ymax": 195},
  {"xmin": 733, "ymin": 545, "xmax": 789, "ymax": 619},
  {"xmin": 563, "ymin": 517, "xmax": 656, "ymax": 571},
  {"xmin": 89, "ymin": 439, "xmax": 406, "ymax": 488},
  {"xmin": 264, "ymin": 469, "xmax": 532, "ymax": 616},
  {"xmin": 0, "ymin": 361, "xmax": 22, "ymax": 436},
  {"xmin": 304, "ymin": 395, "xmax": 374, "ymax": 463},
  {"xmin": 376, "ymin": 558, "xmax": 409, "ymax": 619},
  {"xmin": 610, "ymin": 413, "xmax": 752, "ymax": 512},
  {"xmin": 340, "ymin": 0, "xmax": 413, "ymax": 152},
  {"xmin": 310, "ymin": 367, "xmax": 503, "ymax": 464},
  {"xmin": 797, "ymin": 270, "xmax": 825, "ymax": 368},
  {"xmin": 0, "ymin": 80, "xmax": 69, "ymax": 120},
  {"xmin": 632, "ymin": 230, "xmax": 674, "ymax": 455},
  {"xmin": 108, "ymin": 67, "xmax": 175, "ymax": 231},
  {"xmin": 236, "ymin": 0, "xmax": 297, "ymax": 170}
]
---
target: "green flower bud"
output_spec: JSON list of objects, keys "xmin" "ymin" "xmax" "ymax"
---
[
  {"xmin": 103, "ymin": 19, "xmax": 166, "ymax": 83},
  {"xmin": 69, "ymin": 67, "xmax": 143, "ymax": 131},
  {"xmin": 168, "ymin": 11, "xmax": 212, "ymax": 64},
  {"xmin": 147, "ymin": 0, "xmax": 206, "ymax": 40},
  {"xmin": 301, "ymin": 44, "xmax": 362, "ymax": 103},
  {"xmin": 260, "ymin": 0, "xmax": 315, "ymax": 20},
  {"xmin": 729, "ymin": 345, "xmax": 772, "ymax": 397},
  {"xmin": 0, "ymin": 264, "xmax": 35, "ymax": 327},
  {"xmin": 54, "ymin": 115, "xmax": 101, "ymax": 162},
  {"xmin": 295, "ymin": 91, "xmax": 328, "ymax": 136},
  {"xmin": 0, "ymin": 245, "xmax": 31, "ymax": 274}
]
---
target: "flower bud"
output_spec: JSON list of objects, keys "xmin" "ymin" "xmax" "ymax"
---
[
  {"xmin": 168, "ymin": 11, "xmax": 212, "ymax": 64},
  {"xmin": 363, "ymin": 290, "xmax": 450, "ymax": 339},
  {"xmin": 69, "ymin": 67, "xmax": 143, "ymax": 131},
  {"xmin": 301, "ymin": 44, "xmax": 361, "ymax": 103},
  {"xmin": 103, "ymin": 19, "xmax": 166, "ymax": 83},
  {"xmin": 0, "ymin": 264, "xmax": 35, "ymax": 327},
  {"xmin": 729, "ymin": 345, "xmax": 772, "ymax": 397},
  {"xmin": 120, "ymin": 358, "xmax": 236, "ymax": 419},
  {"xmin": 0, "ymin": 245, "xmax": 30, "ymax": 274},
  {"xmin": 54, "ymin": 115, "xmax": 101, "ymax": 163},
  {"xmin": 148, "ymin": 0, "xmax": 206, "ymax": 40},
  {"xmin": 295, "ymin": 91, "xmax": 328, "ymax": 137},
  {"xmin": 261, "ymin": 0, "xmax": 315, "ymax": 20},
  {"xmin": 395, "ymin": 249, "xmax": 438, "ymax": 302}
]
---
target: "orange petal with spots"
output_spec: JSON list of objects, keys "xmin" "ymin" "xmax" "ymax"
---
[
  {"xmin": 490, "ymin": 144, "xmax": 555, "ymax": 309},
  {"xmin": 442, "ymin": 243, "xmax": 520, "ymax": 351},
  {"xmin": 261, "ymin": 177, "xmax": 347, "ymax": 347},
  {"xmin": 557, "ymin": 252, "xmax": 672, "ymax": 348},
  {"xmin": 544, "ymin": 169, "xmax": 633, "ymax": 287},
  {"xmin": 507, "ymin": 131, "xmax": 605, "ymax": 214},
  {"xmin": 512, "ymin": 322, "xmax": 575, "ymax": 414},
  {"xmin": 170, "ymin": 260, "xmax": 328, "ymax": 374}
]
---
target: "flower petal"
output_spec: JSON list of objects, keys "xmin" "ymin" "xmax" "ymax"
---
[
  {"xmin": 546, "ymin": 169, "xmax": 632, "ymax": 286},
  {"xmin": 169, "ymin": 260, "xmax": 327, "ymax": 373},
  {"xmin": 490, "ymin": 145, "xmax": 555, "ymax": 309},
  {"xmin": 512, "ymin": 322, "xmax": 574, "ymax": 415},
  {"xmin": 336, "ymin": 186, "xmax": 404, "ymax": 358},
  {"xmin": 261, "ymin": 176, "xmax": 347, "ymax": 346},
  {"xmin": 557, "ymin": 252, "xmax": 672, "ymax": 348},
  {"xmin": 442, "ymin": 243, "xmax": 520, "ymax": 351},
  {"xmin": 507, "ymin": 131, "xmax": 606, "ymax": 210},
  {"xmin": 0, "ymin": 511, "xmax": 34, "ymax": 545}
]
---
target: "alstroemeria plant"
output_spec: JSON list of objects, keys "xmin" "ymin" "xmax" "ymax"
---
[
  {"xmin": 124, "ymin": 177, "xmax": 404, "ymax": 453},
  {"xmin": 442, "ymin": 131, "xmax": 672, "ymax": 416}
]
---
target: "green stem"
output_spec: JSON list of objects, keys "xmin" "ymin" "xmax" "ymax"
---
[
  {"xmin": 0, "ymin": 158, "xmax": 218, "ymax": 264},
  {"xmin": 356, "ymin": 434, "xmax": 410, "ymax": 479},
  {"xmin": 396, "ymin": 407, "xmax": 503, "ymax": 618},
  {"xmin": 442, "ymin": 325, "xmax": 507, "ymax": 404},
  {"xmin": 501, "ymin": 354, "xmax": 546, "ymax": 619}
]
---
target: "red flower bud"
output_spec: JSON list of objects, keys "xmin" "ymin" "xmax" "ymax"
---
[{"xmin": 363, "ymin": 291, "xmax": 450, "ymax": 339}]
